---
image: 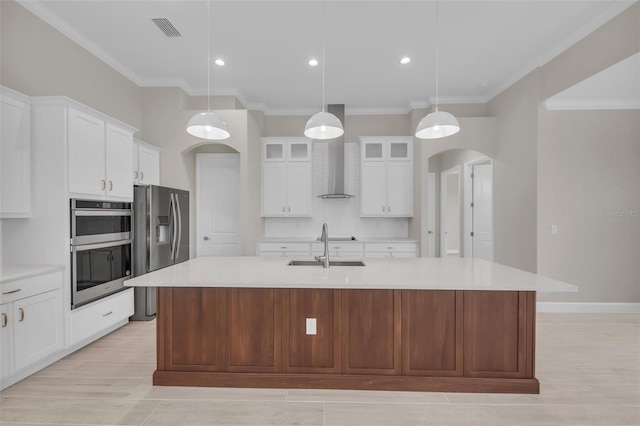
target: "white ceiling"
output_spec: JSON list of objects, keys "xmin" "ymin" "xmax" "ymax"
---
[{"xmin": 19, "ymin": 0, "xmax": 637, "ymax": 115}]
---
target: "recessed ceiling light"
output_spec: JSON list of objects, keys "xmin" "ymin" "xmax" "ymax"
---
[
  {"xmin": 400, "ymin": 57, "xmax": 411, "ymax": 65},
  {"xmin": 308, "ymin": 58, "xmax": 319, "ymax": 67},
  {"xmin": 214, "ymin": 59, "xmax": 225, "ymax": 67}
]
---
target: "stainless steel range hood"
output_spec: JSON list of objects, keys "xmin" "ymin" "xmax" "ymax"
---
[{"xmin": 318, "ymin": 104, "xmax": 354, "ymax": 199}]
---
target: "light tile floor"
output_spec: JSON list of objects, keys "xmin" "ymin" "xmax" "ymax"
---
[{"xmin": 1, "ymin": 313, "xmax": 638, "ymax": 425}]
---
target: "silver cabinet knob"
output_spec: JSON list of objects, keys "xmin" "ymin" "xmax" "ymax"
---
[{"xmin": 203, "ymin": 236, "xmax": 210, "ymax": 241}]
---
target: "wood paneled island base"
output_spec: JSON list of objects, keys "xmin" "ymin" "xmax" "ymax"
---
[{"xmin": 155, "ymin": 287, "xmax": 539, "ymax": 394}]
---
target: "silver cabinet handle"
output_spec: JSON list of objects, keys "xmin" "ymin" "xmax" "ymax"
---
[
  {"xmin": 382, "ymin": 205, "xmax": 385, "ymax": 212},
  {"xmin": 18, "ymin": 308, "xmax": 24, "ymax": 322},
  {"xmin": 101, "ymin": 180, "xmax": 106, "ymax": 190},
  {"xmin": 204, "ymin": 236, "xmax": 210, "ymax": 241},
  {"xmin": 2, "ymin": 288, "xmax": 21, "ymax": 295},
  {"xmin": 280, "ymin": 246, "xmax": 288, "ymax": 249},
  {"xmin": 140, "ymin": 171, "xmax": 144, "ymax": 181},
  {"xmin": 109, "ymin": 181, "xmax": 113, "ymax": 191},
  {"xmin": 387, "ymin": 246, "xmax": 393, "ymax": 249},
  {"xmin": 102, "ymin": 311, "xmax": 113, "ymax": 317},
  {"xmin": 282, "ymin": 206, "xmax": 285, "ymax": 213},
  {"xmin": 134, "ymin": 170, "xmax": 139, "ymax": 180},
  {"xmin": 387, "ymin": 206, "xmax": 391, "ymax": 213},
  {"xmin": 1, "ymin": 313, "xmax": 7, "ymax": 328},
  {"xmin": 288, "ymin": 206, "xmax": 291, "ymax": 213}
]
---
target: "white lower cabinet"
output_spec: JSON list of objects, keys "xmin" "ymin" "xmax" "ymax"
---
[
  {"xmin": 364, "ymin": 242, "xmax": 418, "ymax": 258},
  {"xmin": 0, "ymin": 270, "xmax": 64, "ymax": 389},
  {"xmin": 256, "ymin": 242, "xmax": 311, "ymax": 258},
  {"xmin": 69, "ymin": 288, "xmax": 134, "ymax": 347},
  {"xmin": 312, "ymin": 242, "xmax": 364, "ymax": 259}
]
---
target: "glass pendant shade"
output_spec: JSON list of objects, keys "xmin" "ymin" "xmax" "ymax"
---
[
  {"xmin": 304, "ymin": 111, "xmax": 344, "ymax": 139},
  {"xmin": 415, "ymin": 110, "xmax": 460, "ymax": 139},
  {"xmin": 187, "ymin": 111, "xmax": 230, "ymax": 140}
]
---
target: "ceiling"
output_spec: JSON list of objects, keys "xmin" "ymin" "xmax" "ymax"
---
[{"xmin": 19, "ymin": 0, "xmax": 637, "ymax": 115}]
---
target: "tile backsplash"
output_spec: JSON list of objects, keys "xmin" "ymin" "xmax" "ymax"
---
[{"xmin": 264, "ymin": 142, "xmax": 409, "ymax": 239}]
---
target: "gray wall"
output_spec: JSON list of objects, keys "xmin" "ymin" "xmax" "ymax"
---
[{"xmin": 1, "ymin": 0, "xmax": 638, "ymax": 303}]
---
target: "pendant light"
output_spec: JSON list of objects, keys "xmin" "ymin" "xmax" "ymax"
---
[
  {"xmin": 304, "ymin": 0, "xmax": 344, "ymax": 140},
  {"xmin": 415, "ymin": 0, "xmax": 460, "ymax": 140},
  {"xmin": 187, "ymin": 0, "xmax": 230, "ymax": 140}
]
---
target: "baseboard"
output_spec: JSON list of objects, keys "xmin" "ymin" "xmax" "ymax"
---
[{"xmin": 537, "ymin": 302, "xmax": 640, "ymax": 313}]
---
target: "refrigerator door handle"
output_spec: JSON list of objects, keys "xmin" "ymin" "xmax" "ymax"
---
[
  {"xmin": 175, "ymin": 192, "xmax": 182, "ymax": 261},
  {"xmin": 168, "ymin": 192, "xmax": 176, "ymax": 260}
]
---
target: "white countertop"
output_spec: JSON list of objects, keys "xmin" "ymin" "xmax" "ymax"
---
[
  {"xmin": 125, "ymin": 257, "xmax": 577, "ymax": 293},
  {"xmin": 0, "ymin": 264, "xmax": 64, "ymax": 284},
  {"xmin": 259, "ymin": 238, "xmax": 419, "ymax": 243}
]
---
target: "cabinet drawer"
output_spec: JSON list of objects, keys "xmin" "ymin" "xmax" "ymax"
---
[
  {"xmin": 258, "ymin": 243, "xmax": 311, "ymax": 253},
  {"xmin": 0, "ymin": 270, "xmax": 63, "ymax": 305},
  {"xmin": 69, "ymin": 288, "xmax": 133, "ymax": 346},
  {"xmin": 311, "ymin": 242, "xmax": 364, "ymax": 253},
  {"xmin": 365, "ymin": 243, "xmax": 417, "ymax": 254}
]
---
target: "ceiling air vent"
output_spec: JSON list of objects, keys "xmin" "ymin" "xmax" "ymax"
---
[{"xmin": 152, "ymin": 18, "xmax": 182, "ymax": 37}]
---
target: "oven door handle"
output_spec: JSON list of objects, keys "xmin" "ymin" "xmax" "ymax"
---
[
  {"xmin": 72, "ymin": 239, "xmax": 133, "ymax": 252},
  {"xmin": 73, "ymin": 210, "xmax": 133, "ymax": 217}
]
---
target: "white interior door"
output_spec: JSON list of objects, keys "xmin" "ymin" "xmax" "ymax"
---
[
  {"xmin": 440, "ymin": 167, "xmax": 460, "ymax": 257},
  {"xmin": 196, "ymin": 153, "xmax": 241, "ymax": 256},
  {"xmin": 426, "ymin": 173, "xmax": 436, "ymax": 257},
  {"xmin": 472, "ymin": 163, "xmax": 494, "ymax": 261}
]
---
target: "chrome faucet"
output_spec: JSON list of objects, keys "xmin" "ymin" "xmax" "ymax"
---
[{"xmin": 315, "ymin": 223, "xmax": 330, "ymax": 268}]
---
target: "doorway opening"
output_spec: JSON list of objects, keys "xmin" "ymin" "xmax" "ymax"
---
[
  {"xmin": 426, "ymin": 149, "xmax": 494, "ymax": 258},
  {"xmin": 196, "ymin": 152, "xmax": 241, "ymax": 256}
]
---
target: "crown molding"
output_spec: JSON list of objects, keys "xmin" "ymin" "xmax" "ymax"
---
[{"xmin": 543, "ymin": 98, "xmax": 640, "ymax": 110}]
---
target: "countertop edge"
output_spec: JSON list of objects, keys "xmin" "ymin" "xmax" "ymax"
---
[{"xmin": 0, "ymin": 265, "xmax": 65, "ymax": 284}]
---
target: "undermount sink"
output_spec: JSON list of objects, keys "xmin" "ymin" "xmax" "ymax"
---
[
  {"xmin": 316, "ymin": 236, "xmax": 358, "ymax": 241},
  {"xmin": 288, "ymin": 260, "xmax": 366, "ymax": 267}
]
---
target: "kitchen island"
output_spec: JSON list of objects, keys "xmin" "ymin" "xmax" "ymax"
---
[{"xmin": 125, "ymin": 256, "xmax": 576, "ymax": 394}]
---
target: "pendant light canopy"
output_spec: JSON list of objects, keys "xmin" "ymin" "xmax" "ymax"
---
[
  {"xmin": 304, "ymin": 0, "xmax": 344, "ymax": 140},
  {"xmin": 415, "ymin": 0, "xmax": 459, "ymax": 140},
  {"xmin": 186, "ymin": 1, "xmax": 230, "ymax": 141}
]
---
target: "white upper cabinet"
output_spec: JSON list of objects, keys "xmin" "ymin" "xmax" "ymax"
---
[
  {"xmin": 360, "ymin": 137, "xmax": 413, "ymax": 217},
  {"xmin": 133, "ymin": 139, "xmax": 160, "ymax": 186},
  {"xmin": 261, "ymin": 138, "xmax": 312, "ymax": 217},
  {"xmin": 67, "ymin": 107, "xmax": 134, "ymax": 201},
  {"xmin": 1, "ymin": 87, "xmax": 31, "ymax": 218}
]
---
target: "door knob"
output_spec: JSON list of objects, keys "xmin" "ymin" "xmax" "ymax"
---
[
  {"xmin": 428, "ymin": 230, "xmax": 433, "ymax": 234},
  {"xmin": 203, "ymin": 236, "xmax": 210, "ymax": 241}
]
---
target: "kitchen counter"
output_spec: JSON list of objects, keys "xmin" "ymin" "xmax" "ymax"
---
[
  {"xmin": 258, "ymin": 237, "xmax": 419, "ymax": 243},
  {"xmin": 124, "ymin": 256, "xmax": 577, "ymax": 292},
  {"xmin": 0, "ymin": 264, "xmax": 64, "ymax": 284},
  {"xmin": 130, "ymin": 256, "xmax": 575, "ymax": 394}
]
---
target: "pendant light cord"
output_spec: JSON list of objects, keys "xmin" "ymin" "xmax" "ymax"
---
[
  {"xmin": 207, "ymin": 0, "xmax": 211, "ymax": 112},
  {"xmin": 434, "ymin": 0, "xmax": 440, "ymax": 113},
  {"xmin": 321, "ymin": 0, "xmax": 326, "ymax": 113}
]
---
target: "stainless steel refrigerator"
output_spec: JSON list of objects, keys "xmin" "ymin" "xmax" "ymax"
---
[{"xmin": 130, "ymin": 185, "xmax": 189, "ymax": 320}]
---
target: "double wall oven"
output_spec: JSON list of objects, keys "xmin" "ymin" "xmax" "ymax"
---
[{"xmin": 70, "ymin": 200, "xmax": 133, "ymax": 309}]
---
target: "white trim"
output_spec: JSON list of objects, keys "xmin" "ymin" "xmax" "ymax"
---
[
  {"xmin": 543, "ymin": 98, "xmax": 640, "ymax": 110},
  {"xmin": 426, "ymin": 172, "xmax": 436, "ymax": 258},
  {"xmin": 537, "ymin": 302, "xmax": 640, "ymax": 314}
]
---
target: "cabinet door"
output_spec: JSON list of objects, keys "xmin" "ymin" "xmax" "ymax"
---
[
  {"xmin": 132, "ymin": 143, "xmax": 140, "ymax": 183},
  {"xmin": 137, "ymin": 144, "xmax": 160, "ymax": 186},
  {"xmin": 262, "ymin": 162, "xmax": 287, "ymax": 216},
  {"xmin": 158, "ymin": 288, "xmax": 223, "ymax": 372},
  {"xmin": 361, "ymin": 163, "xmax": 387, "ymax": 216},
  {"xmin": 226, "ymin": 289, "xmax": 282, "ymax": 373},
  {"xmin": 287, "ymin": 140, "xmax": 311, "ymax": 162},
  {"xmin": 287, "ymin": 162, "xmax": 312, "ymax": 216},
  {"xmin": 283, "ymin": 289, "xmax": 340, "ymax": 374},
  {"xmin": 361, "ymin": 140, "xmax": 385, "ymax": 161},
  {"xmin": 105, "ymin": 123, "xmax": 133, "ymax": 200},
  {"xmin": 402, "ymin": 290, "xmax": 462, "ymax": 376},
  {"xmin": 68, "ymin": 108, "xmax": 105, "ymax": 197},
  {"xmin": 387, "ymin": 162, "xmax": 412, "ymax": 217},
  {"xmin": 342, "ymin": 289, "xmax": 401, "ymax": 375},
  {"xmin": 1, "ymin": 90, "xmax": 30, "ymax": 218},
  {"xmin": 0, "ymin": 303, "xmax": 13, "ymax": 380},
  {"xmin": 463, "ymin": 291, "xmax": 535, "ymax": 379},
  {"xmin": 13, "ymin": 290, "xmax": 63, "ymax": 372}
]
